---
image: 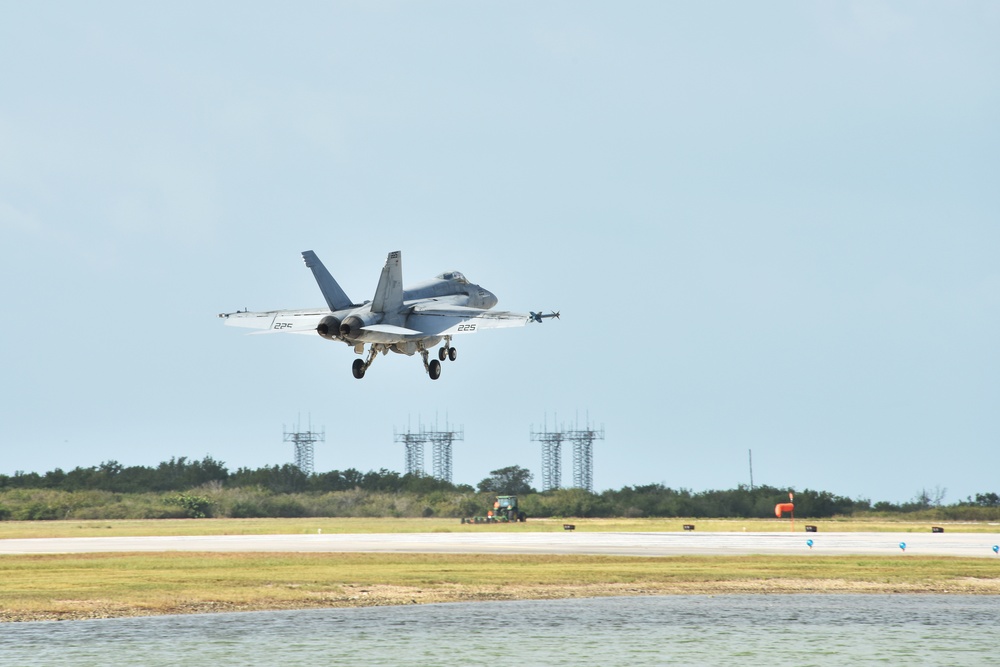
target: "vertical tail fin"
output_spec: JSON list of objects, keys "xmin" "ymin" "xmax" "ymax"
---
[
  {"xmin": 301, "ymin": 250, "xmax": 354, "ymax": 311},
  {"xmin": 371, "ymin": 250, "xmax": 404, "ymax": 314}
]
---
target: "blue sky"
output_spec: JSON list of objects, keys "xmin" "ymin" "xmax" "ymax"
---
[{"xmin": 2, "ymin": 2, "xmax": 997, "ymax": 504}]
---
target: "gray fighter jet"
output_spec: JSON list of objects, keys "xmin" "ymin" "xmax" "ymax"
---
[{"xmin": 219, "ymin": 250, "xmax": 558, "ymax": 380}]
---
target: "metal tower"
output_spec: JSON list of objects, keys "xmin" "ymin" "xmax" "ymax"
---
[
  {"xmin": 422, "ymin": 423, "xmax": 463, "ymax": 484},
  {"xmin": 394, "ymin": 427, "xmax": 427, "ymax": 476},
  {"xmin": 565, "ymin": 420, "xmax": 604, "ymax": 493},
  {"xmin": 283, "ymin": 419, "xmax": 324, "ymax": 475},
  {"xmin": 530, "ymin": 424, "xmax": 565, "ymax": 492}
]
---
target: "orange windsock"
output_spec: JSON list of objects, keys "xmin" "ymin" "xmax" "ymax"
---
[{"xmin": 775, "ymin": 503, "xmax": 795, "ymax": 518}]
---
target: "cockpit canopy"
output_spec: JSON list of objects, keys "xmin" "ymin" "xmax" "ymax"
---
[{"xmin": 436, "ymin": 271, "xmax": 468, "ymax": 284}]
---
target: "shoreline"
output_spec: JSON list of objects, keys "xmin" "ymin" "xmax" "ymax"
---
[{"xmin": 6, "ymin": 577, "xmax": 1000, "ymax": 623}]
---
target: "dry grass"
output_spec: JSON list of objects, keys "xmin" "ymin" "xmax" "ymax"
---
[
  {"xmin": 2, "ymin": 551, "xmax": 998, "ymax": 622},
  {"xmin": 1, "ymin": 516, "xmax": 998, "ymax": 539}
]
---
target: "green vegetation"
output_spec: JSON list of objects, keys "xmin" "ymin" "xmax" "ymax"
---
[
  {"xmin": 1, "ymin": 458, "xmax": 998, "ymax": 522},
  {"xmin": 477, "ymin": 465, "xmax": 535, "ymax": 495}
]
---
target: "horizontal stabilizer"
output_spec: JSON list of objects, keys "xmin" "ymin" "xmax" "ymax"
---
[{"xmin": 361, "ymin": 323, "xmax": 424, "ymax": 336}]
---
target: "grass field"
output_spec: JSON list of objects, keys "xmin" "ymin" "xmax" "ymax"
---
[
  {"xmin": 2, "ymin": 517, "xmax": 998, "ymax": 622},
  {"xmin": 2, "ymin": 551, "xmax": 998, "ymax": 622},
  {"xmin": 2, "ymin": 516, "xmax": 999, "ymax": 539}
]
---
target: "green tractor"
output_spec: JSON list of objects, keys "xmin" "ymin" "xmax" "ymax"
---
[
  {"xmin": 493, "ymin": 495, "xmax": 527, "ymax": 522},
  {"xmin": 461, "ymin": 495, "xmax": 527, "ymax": 523}
]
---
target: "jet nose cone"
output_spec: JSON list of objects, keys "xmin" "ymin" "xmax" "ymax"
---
[{"xmin": 483, "ymin": 290, "xmax": 498, "ymax": 309}]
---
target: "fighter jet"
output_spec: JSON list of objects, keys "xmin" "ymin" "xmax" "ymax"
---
[{"xmin": 219, "ymin": 250, "xmax": 559, "ymax": 380}]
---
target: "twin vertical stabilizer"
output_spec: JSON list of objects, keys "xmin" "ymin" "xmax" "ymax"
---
[
  {"xmin": 371, "ymin": 250, "xmax": 404, "ymax": 315},
  {"xmin": 302, "ymin": 250, "xmax": 353, "ymax": 311}
]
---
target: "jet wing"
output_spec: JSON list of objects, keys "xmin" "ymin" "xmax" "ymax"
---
[
  {"xmin": 406, "ymin": 305, "xmax": 531, "ymax": 336},
  {"xmin": 218, "ymin": 308, "xmax": 328, "ymax": 335}
]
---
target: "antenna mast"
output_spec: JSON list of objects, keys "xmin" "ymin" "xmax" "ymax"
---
[
  {"xmin": 565, "ymin": 416, "xmax": 604, "ymax": 493},
  {"xmin": 421, "ymin": 420, "xmax": 463, "ymax": 484},
  {"xmin": 283, "ymin": 416, "xmax": 323, "ymax": 475},
  {"xmin": 531, "ymin": 414, "xmax": 565, "ymax": 492},
  {"xmin": 394, "ymin": 423, "xmax": 427, "ymax": 476}
]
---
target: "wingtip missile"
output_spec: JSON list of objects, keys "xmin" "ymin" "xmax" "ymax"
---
[{"xmin": 530, "ymin": 311, "xmax": 560, "ymax": 323}]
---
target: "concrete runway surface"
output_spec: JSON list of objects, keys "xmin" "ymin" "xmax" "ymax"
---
[{"xmin": 2, "ymin": 531, "xmax": 999, "ymax": 558}]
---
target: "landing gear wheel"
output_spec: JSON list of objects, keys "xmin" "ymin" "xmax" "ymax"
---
[
  {"xmin": 448, "ymin": 347, "xmax": 457, "ymax": 361},
  {"xmin": 428, "ymin": 359, "xmax": 442, "ymax": 380},
  {"xmin": 352, "ymin": 358, "xmax": 366, "ymax": 379},
  {"xmin": 438, "ymin": 347, "xmax": 447, "ymax": 362}
]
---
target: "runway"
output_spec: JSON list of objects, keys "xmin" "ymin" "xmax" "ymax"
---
[{"xmin": 2, "ymin": 531, "xmax": 999, "ymax": 558}]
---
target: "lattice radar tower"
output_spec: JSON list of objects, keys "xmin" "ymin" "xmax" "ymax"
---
[{"xmin": 283, "ymin": 420, "xmax": 324, "ymax": 476}]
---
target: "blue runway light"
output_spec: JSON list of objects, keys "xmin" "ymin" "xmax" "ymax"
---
[
  {"xmin": 806, "ymin": 539, "xmax": 814, "ymax": 548},
  {"xmin": 993, "ymin": 545, "xmax": 998, "ymax": 555},
  {"xmin": 899, "ymin": 542, "xmax": 907, "ymax": 551}
]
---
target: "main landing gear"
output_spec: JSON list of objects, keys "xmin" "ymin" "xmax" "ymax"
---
[
  {"xmin": 351, "ymin": 345, "xmax": 380, "ymax": 379},
  {"xmin": 420, "ymin": 350, "xmax": 442, "ymax": 380},
  {"xmin": 419, "ymin": 337, "xmax": 457, "ymax": 381},
  {"xmin": 350, "ymin": 337, "xmax": 459, "ymax": 381}
]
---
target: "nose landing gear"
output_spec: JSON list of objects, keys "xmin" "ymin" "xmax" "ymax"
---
[{"xmin": 437, "ymin": 336, "xmax": 457, "ymax": 363}]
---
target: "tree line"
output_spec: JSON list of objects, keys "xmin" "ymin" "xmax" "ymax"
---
[
  {"xmin": 0, "ymin": 457, "xmax": 467, "ymax": 495},
  {"xmin": 1, "ymin": 458, "xmax": 997, "ymax": 521}
]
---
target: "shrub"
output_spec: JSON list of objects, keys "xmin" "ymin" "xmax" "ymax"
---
[{"xmin": 165, "ymin": 494, "xmax": 213, "ymax": 519}]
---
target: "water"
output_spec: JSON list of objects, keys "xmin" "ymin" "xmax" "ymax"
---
[{"xmin": 1, "ymin": 595, "xmax": 997, "ymax": 666}]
